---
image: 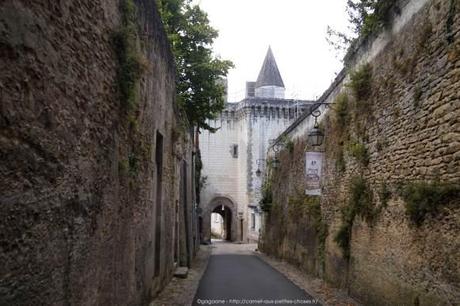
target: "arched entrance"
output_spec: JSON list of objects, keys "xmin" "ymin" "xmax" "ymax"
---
[
  {"xmin": 203, "ymin": 197, "xmax": 238, "ymax": 243},
  {"xmin": 211, "ymin": 205, "xmax": 232, "ymax": 240}
]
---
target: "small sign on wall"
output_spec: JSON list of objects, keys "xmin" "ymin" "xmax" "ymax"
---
[{"xmin": 305, "ymin": 152, "xmax": 323, "ymax": 196}]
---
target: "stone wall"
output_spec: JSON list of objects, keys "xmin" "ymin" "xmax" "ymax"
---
[
  {"xmin": 261, "ymin": 0, "xmax": 460, "ymax": 305},
  {"xmin": 0, "ymin": 0, "xmax": 196, "ymax": 304}
]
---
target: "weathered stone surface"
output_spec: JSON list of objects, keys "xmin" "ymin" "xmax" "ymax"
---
[
  {"xmin": 0, "ymin": 0, "xmax": 197, "ymax": 305},
  {"xmin": 261, "ymin": 0, "xmax": 460, "ymax": 305}
]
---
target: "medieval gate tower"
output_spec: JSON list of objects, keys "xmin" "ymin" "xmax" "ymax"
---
[{"xmin": 199, "ymin": 47, "xmax": 312, "ymax": 242}]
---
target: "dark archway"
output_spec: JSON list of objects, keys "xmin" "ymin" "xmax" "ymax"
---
[
  {"xmin": 203, "ymin": 196, "xmax": 238, "ymax": 242},
  {"xmin": 211, "ymin": 205, "xmax": 232, "ymax": 241}
]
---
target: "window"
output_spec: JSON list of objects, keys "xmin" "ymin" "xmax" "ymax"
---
[
  {"xmin": 251, "ymin": 212, "xmax": 256, "ymax": 230},
  {"xmin": 231, "ymin": 144, "xmax": 238, "ymax": 158}
]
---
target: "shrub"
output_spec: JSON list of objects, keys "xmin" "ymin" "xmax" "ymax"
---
[
  {"xmin": 347, "ymin": 141, "xmax": 369, "ymax": 166},
  {"xmin": 260, "ymin": 179, "xmax": 273, "ymax": 212},
  {"xmin": 349, "ymin": 176, "xmax": 374, "ymax": 223},
  {"xmin": 401, "ymin": 181, "xmax": 460, "ymax": 226},
  {"xmin": 334, "ymin": 222, "xmax": 352, "ymax": 260},
  {"xmin": 379, "ymin": 182, "xmax": 391, "ymax": 208},
  {"xmin": 348, "ymin": 63, "xmax": 373, "ymax": 102},
  {"xmin": 335, "ymin": 93, "xmax": 349, "ymax": 130}
]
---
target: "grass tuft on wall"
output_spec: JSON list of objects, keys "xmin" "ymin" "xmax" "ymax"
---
[
  {"xmin": 112, "ymin": 0, "xmax": 147, "ymax": 111},
  {"xmin": 401, "ymin": 181, "xmax": 460, "ymax": 226},
  {"xmin": 348, "ymin": 63, "xmax": 373, "ymax": 103}
]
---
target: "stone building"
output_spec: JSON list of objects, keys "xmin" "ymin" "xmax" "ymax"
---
[
  {"xmin": 199, "ymin": 48, "xmax": 313, "ymax": 242},
  {"xmin": 0, "ymin": 0, "xmax": 198, "ymax": 304}
]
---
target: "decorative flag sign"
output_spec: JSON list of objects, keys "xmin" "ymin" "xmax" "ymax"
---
[{"xmin": 305, "ymin": 152, "xmax": 323, "ymax": 196}]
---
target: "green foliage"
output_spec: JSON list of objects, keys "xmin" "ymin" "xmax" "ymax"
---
[
  {"xmin": 335, "ymin": 93, "xmax": 349, "ymax": 129},
  {"xmin": 356, "ymin": 0, "xmax": 399, "ymax": 37},
  {"xmin": 349, "ymin": 176, "xmax": 375, "ymax": 222},
  {"xmin": 112, "ymin": 0, "xmax": 146, "ymax": 110},
  {"xmin": 347, "ymin": 141, "xmax": 369, "ymax": 166},
  {"xmin": 334, "ymin": 222, "xmax": 352, "ymax": 260},
  {"xmin": 348, "ymin": 63, "xmax": 373, "ymax": 102},
  {"xmin": 280, "ymin": 135, "xmax": 294, "ymax": 154},
  {"xmin": 157, "ymin": 0, "xmax": 234, "ymax": 131},
  {"xmin": 401, "ymin": 181, "xmax": 460, "ymax": 226},
  {"xmin": 288, "ymin": 195, "xmax": 321, "ymax": 221},
  {"xmin": 335, "ymin": 176, "xmax": 374, "ymax": 260},
  {"xmin": 378, "ymin": 182, "xmax": 391, "ymax": 208},
  {"xmin": 328, "ymin": 0, "xmax": 399, "ymax": 61},
  {"xmin": 260, "ymin": 179, "xmax": 273, "ymax": 213}
]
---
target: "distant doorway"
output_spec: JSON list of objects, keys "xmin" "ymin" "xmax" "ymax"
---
[
  {"xmin": 204, "ymin": 197, "xmax": 237, "ymax": 242},
  {"xmin": 211, "ymin": 205, "xmax": 232, "ymax": 241}
]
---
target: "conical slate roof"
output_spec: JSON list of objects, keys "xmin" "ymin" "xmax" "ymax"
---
[{"xmin": 255, "ymin": 47, "xmax": 285, "ymax": 88}]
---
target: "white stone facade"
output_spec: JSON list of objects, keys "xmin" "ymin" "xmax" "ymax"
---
[
  {"xmin": 200, "ymin": 98, "xmax": 312, "ymax": 242},
  {"xmin": 199, "ymin": 48, "xmax": 313, "ymax": 243}
]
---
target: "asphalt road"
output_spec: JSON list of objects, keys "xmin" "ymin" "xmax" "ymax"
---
[{"xmin": 192, "ymin": 252, "xmax": 321, "ymax": 306}]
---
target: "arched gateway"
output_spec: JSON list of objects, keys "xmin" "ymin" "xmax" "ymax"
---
[{"xmin": 202, "ymin": 197, "xmax": 238, "ymax": 242}]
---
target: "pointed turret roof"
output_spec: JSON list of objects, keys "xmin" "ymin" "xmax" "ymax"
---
[{"xmin": 255, "ymin": 47, "xmax": 285, "ymax": 88}]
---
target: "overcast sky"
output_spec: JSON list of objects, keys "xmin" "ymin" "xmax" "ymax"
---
[{"xmin": 197, "ymin": 0, "xmax": 350, "ymax": 102}]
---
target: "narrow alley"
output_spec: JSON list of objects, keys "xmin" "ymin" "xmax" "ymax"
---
[{"xmin": 1, "ymin": 0, "xmax": 459, "ymax": 305}]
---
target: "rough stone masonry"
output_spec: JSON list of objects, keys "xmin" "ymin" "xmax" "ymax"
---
[
  {"xmin": 0, "ymin": 0, "xmax": 197, "ymax": 305},
  {"xmin": 260, "ymin": 0, "xmax": 460, "ymax": 305}
]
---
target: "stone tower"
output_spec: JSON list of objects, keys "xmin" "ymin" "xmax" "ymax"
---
[{"xmin": 199, "ymin": 47, "xmax": 313, "ymax": 243}]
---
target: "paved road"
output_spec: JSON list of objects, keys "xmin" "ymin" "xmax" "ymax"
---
[{"xmin": 192, "ymin": 242, "xmax": 320, "ymax": 306}]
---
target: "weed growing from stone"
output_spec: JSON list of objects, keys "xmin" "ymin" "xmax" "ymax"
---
[
  {"xmin": 112, "ymin": 0, "xmax": 146, "ymax": 111},
  {"xmin": 260, "ymin": 179, "xmax": 273, "ymax": 213},
  {"xmin": 335, "ymin": 93, "xmax": 349, "ymax": 130},
  {"xmin": 379, "ymin": 182, "xmax": 391, "ymax": 208},
  {"xmin": 347, "ymin": 141, "xmax": 369, "ymax": 166},
  {"xmin": 348, "ymin": 63, "xmax": 373, "ymax": 104},
  {"xmin": 335, "ymin": 176, "xmax": 374, "ymax": 260},
  {"xmin": 401, "ymin": 181, "xmax": 460, "ymax": 226}
]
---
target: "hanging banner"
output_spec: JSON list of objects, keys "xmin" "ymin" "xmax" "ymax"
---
[{"xmin": 305, "ymin": 151, "xmax": 323, "ymax": 196}]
